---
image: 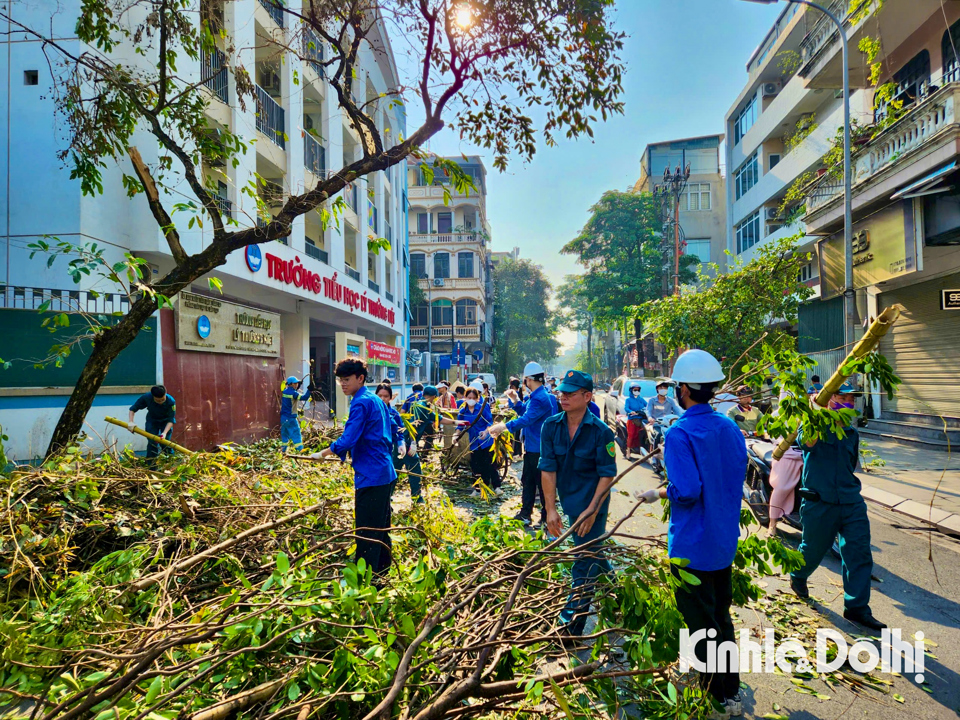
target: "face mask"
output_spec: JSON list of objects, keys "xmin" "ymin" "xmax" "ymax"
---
[
  {"xmin": 466, "ymin": 398, "xmax": 477, "ymax": 408},
  {"xmin": 631, "ymin": 390, "xmax": 640, "ymax": 396},
  {"xmin": 831, "ymin": 401, "xmax": 855, "ymax": 410}
]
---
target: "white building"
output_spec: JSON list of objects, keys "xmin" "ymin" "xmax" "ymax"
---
[{"xmin": 0, "ymin": 0, "xmax": 410, "ymax": 460}]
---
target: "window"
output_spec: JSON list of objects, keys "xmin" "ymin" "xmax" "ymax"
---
[
  {"xmin": 736, "ymin": 211, "xmax": 762, "ymax": 254},
  {"xmin": 799, "ymin": 261, "xmax": 818, "ymax": 283},
  {"xmin": 684, "ymin": 183, "xmax": 711, "ymax": 211},
  {"xmin": 23, "ymin": 70, "xmax": 38, "ymax": 86},
  {"xmin": 417, "ymin": 212, "xmax": 429, "ymax": 234},
  {"xmin": 684, "ymin": 239, "xmax": 711, "ymax": 264},
  {"xmin": 434, "ymin": 252, "xmax": 450, "ymax": 279},
  {"xmin": 431, "ymin": 299, "xmax": 453, "ymax": 326},
  {"xmin": 768, "ymin": 154, "xmax": 781, "ymax": 170},
  {"xmin": 456, "ymin": 299, "xmax": 477, "ymax": 325},
  {"xmin": 943, "ymin": 19, "xmax": 960, "ymax": 83},
  {"xmin": 876, "ymin": 49, "xmax": 930, "ymax": 123},
  {"xmin": 411, "ymin": 252, "xmax": 426, "ymax": 278},
  {"xmin": 734, "ymin": 92, "xmax": 758, "ymax": 145},
  {"xmin": 735, "ymin": 153, "xmax": 759, "ymax": 200},
  {"xmin": 458, "ymin": 251, "xmax": 474, "ymax": 278},
  {"xmin": 412, "ymin": 303, "xmax": 428, "ymax": 326},
  {"xmin": 437, "ymin": 212, "xmax": 452, "ymax": 234}
]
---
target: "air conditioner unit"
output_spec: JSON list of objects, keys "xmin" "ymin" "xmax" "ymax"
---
[
  {"xmin": 432, "ymin": 278, "xmax": 445, "ymax": 287},
  {"xmin": 762, "ymin": 81, "xmax": 782, "ymax": 98},
  {"xmin": 258, "ymin": 68, "xmax": 281, "ymax": 95},
  {"xmin": 765, "ymin": 207, "xmax": 780, "ymax": 221}
]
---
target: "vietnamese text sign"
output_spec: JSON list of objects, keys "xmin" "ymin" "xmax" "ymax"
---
[
  {"xmin": 366, "ymin": 340, "xmax": 402, "ymax": 366},
  {"xmin": 176, "ymin": 292, "xmax": 280, "ymax": 357}
]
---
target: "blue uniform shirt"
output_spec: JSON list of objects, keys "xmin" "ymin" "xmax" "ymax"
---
[
  {"xmin": 538, "ymin": 410, "xmax": 618, "ymax": 518},
  {"xmin": 387, "ymin": 405, "xmax": 409, "ymax": 447},
  {"xmin": 458, "ymin": 400, "xmax": 494, "ymax": 451},
  {"xmin": 624, "ymin": 395, "xmax": 647, "ymax": 420},
  {"xmin": 800, "ymin": 426, "xmax": 861, "ymax": 504},
  {"xmin": 401, "ymin": 391, "xmax": 423, "ymax": 413},
  {"xmin": 130, "ymin": 393, "xmax": 176, "ymax": 426},
  {"xmin": 280, "ymin": 385, "xmax": 308, "ymax": 421},
  {"xmin": 663, "ymin": 403, "xmax": 747, "ymax": 572},
  {"xmin": 329, "ymin": 386, "xmax": 397, "ymax": 489},
  {"xmin": 506, "ymin": 385, "xmax": 558, "ymax": 454}
]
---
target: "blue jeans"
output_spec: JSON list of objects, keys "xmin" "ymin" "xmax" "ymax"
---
[
  {"xmin": 560, "ymin": 511, "xmax": 611, "ymax": 633},
  {"xmin": 280, "ymin": 417, "xmax": 303, "ymax": 451}
]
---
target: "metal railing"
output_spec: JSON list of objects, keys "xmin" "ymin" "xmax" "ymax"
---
[
  {"xmin": 385, "ymin": 290, "xmax": 394, "ymax": 303},
  {"xmin": 304, "ymin": 134, "xmax": 325, "ymax": 176},
  {"xmin": 0, "ymin": 285, "xmax": 130, "ymax": 313},
  {"xmin": 345, "ymin": 265, "xmax": 360, "ymax": 282},
  {"xmin": 368, "ymin": 279, "xmax": 380, "ymax": 293},
  {"xmin": 255, "ymin": 85, "xmax": 285, "ymax": 148},
  {"xmin": 409, "ymin": 232, "xmax": 482, "ymax": 244},
  {"xmin": 303, "ymin": 26, "xmax": 324, "ymax": 77},
  {"xmin": 201, "ymin": 47, "xmax": 228, "ymax": 103},
  {"xmin": 258, "ymin": 0, "xmax": 284, "ymax": 27},
  {"xmin": 211, "ymin": 192, "xmax": 232, "ymax": 219},
  {"xmin": 798, "ymin": 0, "xmax": 847, "ymax": 66}
]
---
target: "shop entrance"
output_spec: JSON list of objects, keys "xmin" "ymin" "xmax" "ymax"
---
[{"xmin": 309, "ymin": 337, "xmax": 336, "ymax": 419}]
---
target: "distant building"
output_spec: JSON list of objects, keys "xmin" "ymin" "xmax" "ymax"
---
[{"xmin": 491, "ymin": 247, "xmax": 520, "ymax": 268}]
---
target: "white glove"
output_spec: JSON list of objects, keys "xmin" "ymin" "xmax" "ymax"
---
[
  {"xmin": 407, "ymin": 443, "xmax": 418, "ymax": 457},
  {"xmin": 127, "ymin": 423, "xmax": 137, "ymax": 433},
  {"xmin": 309, "ymin": 452, "xmax": 324, "ymax": 460},
  {"xmin": 635, "ymin": 489, "xmax": 660, "ymax": 504},
  {"xmin": 397, "ymin": 441, "xmax": 406, "ymax": 459},
  {"xmin": 482, "ymin": 422, "xmax": 507, "ymax": 440}
]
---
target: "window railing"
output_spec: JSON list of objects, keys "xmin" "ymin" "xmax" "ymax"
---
[
  {"xmin": 201, "ymin": 46, "xmax": 228, "ymax": 103},
  {"xmin": 305, "ymin": 241, "xmax": 327, "ymax": 263},
  {"xmin": 368, "ymin": 279, "xmax": 380, "ymax": 293},
  {"xmin": 255, "ymin": 85, "xmax": 285, "ymax": 148},
  {"xmin": 385, "ymin": 290, "xmax": 394, "ymax": 303},
  {"xmin": 211, "ymin": 192, "xmax": 232, "ymax": 220},
  {"xmin": 304, "ymin": 133, "xmax": 325, "ymax": 176},
  {"xmin": 345, "ymin": 264, "xmax": 360, "ymax": 282},
  {"xmin": 258, "ymin": 0, "xmax": 284, "ymax": 27},
  {"xmin": 303, "ymin": 26, "xmax": 324, "ymax": 77}
]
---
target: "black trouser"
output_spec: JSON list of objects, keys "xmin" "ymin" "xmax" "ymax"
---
[
  {"xmin": 672, "ymin": 565, "xmax": 740, "ymax": 703},
  {"xmin": 354, "ymin": 483, "xmax": 392, "ymax": 576},
  {"xmin": 518, "ymin": 451, "xmax": 545, "ymax": 520},
  {"xmin": 144, "ymin": 419, "xmax": 173, "ymax": 467},
  {"xmin": 470, "ymin": 445, "xmax": 501, "ymax": 490}
]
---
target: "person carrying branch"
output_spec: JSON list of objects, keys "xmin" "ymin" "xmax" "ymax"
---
[
  {"xmin": 538, "ymin": 370, "xmax": 617, "ymax": 641},
  {"xmin": 128, "ymin": 385, "xmax": 176, "ymax": 468},
  {"xmin": 280, "ymin": 375, "xmax": 309, "ymax": 452},
  {"xmin": 404, "ymin": 385, "xmax": 459, "ymax": 503},
  {"xmin": 459, "ymin": 381, "xmax": 500, "ymax": 497},
  {"xmin": 313, "ymin": 358, "xmax": 396, "ymax": 576}
]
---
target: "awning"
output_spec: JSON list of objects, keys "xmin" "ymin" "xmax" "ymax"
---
[{"xmin": 891, "ymin": 161, "xmax": 957, "ymax": 199}]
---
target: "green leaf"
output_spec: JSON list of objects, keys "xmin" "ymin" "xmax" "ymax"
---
[
  {"xmin": 678, "ymin": 569, "xmax": 701, "ymax": 586},
  {"xmin": 287, "ymin": 682, "xmax": 300, "ymax": 701},
  {"xmin": 893, "ymin": 694, "xmax": 905, "ymax": 703},
  {"xmin": 276, "ymin": 551, "xmax": 290, "ymax": 574},
  {"xmin": 145, "ymin": 675, "xmax": 163, "ymax": 705}
]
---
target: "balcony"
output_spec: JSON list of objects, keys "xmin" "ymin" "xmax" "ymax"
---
[
  {"xmin": 385, "ymin": 290, "xmax": 394, "ymax": 303},
  {"xmin": 304, "ymin": 134, "xmax": 326, "ymax": 176},
  {"xmin": 256, "ymin": 85, "xmax": 285, "ymax": 148},
  {"xmin": 303, "ymin": 27, "xmax": 324, "ymax": 78},
  {"xmin": 409, "ymin": 232, "xmax": 483, "ymax": 245},
  {"xmin": 201, "ymin": 47, "xmax": 228, "ymax": 104},
  {"xmin": 368, "ymin": 279, "xmax": 380, "ymax": 293},
  {"xmin": 305, "ymin": 241, "xmax": 327, "ymax": 263},
  {"xmin": 417, "ymin": 277, "xmax": 483, "ymax": 291},
  {"xmin": 345, "ymin": 264, "xmax": 360, "ymax": 282},
  {"xmin": 258, "ymin": 0, "xmax": 284, "ymax": 27},
  {"xmin": 211, "ymin": 191, "xmax": 232, "ymax": 220},
  {"xmin": 410, "ymin": 325, "xmax": 482, "ymax": 342}
]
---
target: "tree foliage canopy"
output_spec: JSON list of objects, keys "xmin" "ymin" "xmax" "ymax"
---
[
  {"xmin": 491, "ymin": 259, "xmax": 559, "ymax": 381},
  {"xmin": 639, "ymin": 236, "xmax": 814, "ymax": 369}
]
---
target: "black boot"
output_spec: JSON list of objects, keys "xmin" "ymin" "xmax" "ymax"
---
[
  {"xmin": 843, "ymin": 608, "xmax": 886, "ymax": 631},
  {"xmin": 790, "ymin": 575, "xmax": 809, "ymax": 599}
]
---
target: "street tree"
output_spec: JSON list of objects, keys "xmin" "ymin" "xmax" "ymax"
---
[
  {"xmin": 491, "ymin": 259, "xmax": 560, "ymax": 381},
  {"xmin": 4, "ymin": 0, "xmax": 626, "ymax": 455},
  {"xmin": 556, "ymin": 275, "xmax": 596, "ymax": 375},
  {"xmin": 639, "ymin": 235, "xmax": 814, "ymax": 370}
]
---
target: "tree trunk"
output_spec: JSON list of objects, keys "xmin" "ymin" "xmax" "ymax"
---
[
  {"xmin": 586, "ymin": 323, "xmax": 593, "ymax": 376},
  {"xmin": 46, "ymin": 295, "xmax": 159, "ymax": 456}
]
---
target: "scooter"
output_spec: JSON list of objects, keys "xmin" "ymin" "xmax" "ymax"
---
[{"xmin": 648, "ymin": 414, "xmax": 680, "ymax": 477}]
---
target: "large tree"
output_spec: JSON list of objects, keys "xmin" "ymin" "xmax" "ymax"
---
[
  {"xmin": 4, "ymin": 0, "xmax": 625, "ymax": 455},
  {"xmin": 556, "ymin": 275, "xmax": 595, "ymax": 375},
  {"xmin": 491, "ymin": 259, "xmax": 559, "ymax": 381},
  {"xmin": 639, "ymin": 235, "xmax": 814, "ymax": 369}
]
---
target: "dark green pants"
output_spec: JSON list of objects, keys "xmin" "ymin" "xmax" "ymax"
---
[{"xmin": 792, "ymin": 499, "xmax": 873, "ymax": 611}]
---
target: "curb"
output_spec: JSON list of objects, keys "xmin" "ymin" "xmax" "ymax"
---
[{"xmin": 861, "ymin": 483, "xmax": 960, "ymax": 538}]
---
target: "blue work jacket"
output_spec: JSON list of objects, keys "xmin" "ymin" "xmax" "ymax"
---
[
  {"xmin": 800, "ymin": 425, "xmax": 862, "ymax": 504},
  {"xmin": 458, "ymin": 400, "xmax": 494, "ymax": 451},
  {"xmin": 624, "ymin": 395, "xmax": 647, "ymax": 420},
  {"xmin": 280, "ymin": 385, "xmax": 308, "ymax": 421},
  {"xmin": 329, "ymin": 386, "xmax": 397, "ymax": 489},
  {"xmin": 130, "ymin": 393, "xmax": 176, "ymax": 426},
  {"xmin": 506, "ymin": 385, "xmax": 559, "ymax": 454}
]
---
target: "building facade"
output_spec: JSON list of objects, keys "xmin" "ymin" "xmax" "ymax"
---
[
  {"xmin": 0, "ymin": 0, "xmax": 409, "ymax": 459},
  {"xmin": 635, "ymin": 135, "xmax": 728, "ymax": 272},
  {"xmin": 407, "ymin": 157, "xmax": 493, "ymax": 380}
]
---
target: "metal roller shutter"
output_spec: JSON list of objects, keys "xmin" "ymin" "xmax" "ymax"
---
[{"xmin": 879, "ymin": 272, "xmax": 960, "ymax": 416}]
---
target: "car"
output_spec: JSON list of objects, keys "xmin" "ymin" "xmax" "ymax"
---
[
  {"xmin": 602, "ymin": 376, "xmax": 679, "ymax": 427},
  {"xmin": 466, "ymin": 372, "xmax": 497, "ymax": 394}
]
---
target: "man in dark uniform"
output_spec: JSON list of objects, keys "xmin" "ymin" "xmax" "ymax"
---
[
  {"xmin": 128, "ymin": 385, "xmax": 177, "ymax": 467},
  {"xmin": 539, "ymin": 370, "xmax": 618, "ymax": 639},
  {"xmin": 790, "ymin": 381, "xmax": 885, "ymax": 631}
]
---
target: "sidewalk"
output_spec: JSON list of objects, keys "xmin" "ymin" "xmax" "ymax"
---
[{"xmin": 859, "ymin": 437, "xmax": 960, "ymax": 536}]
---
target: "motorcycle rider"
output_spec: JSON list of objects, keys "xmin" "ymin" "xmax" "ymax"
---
[
  {"xmin": 789, "ymin": 381, "xmax": 886, "ymax": 631},
  {"xmin": 727, "ymin": 385, "xmax": 763, "ymax": 436},
  {"xmin": 637, "ymin": 350, "xmax": 747, "ymax": 717},
  {"xmin": 623, "ymin": 384, "xmax": 648, "ymax": 459},
  {"xmin": 645, "ymin": 381, "xmax": 682, "ymax": 459}
]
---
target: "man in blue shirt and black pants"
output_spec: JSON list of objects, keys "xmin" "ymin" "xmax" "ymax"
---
[
  {"xmin": 316, "ymin": 358, "xmax": 397, "ymax": 576},
  {"xmin": 128, "ymin": 385, "xmax": 177, "ymax": 467},
  {"xmin": 638, "ymin": 349, "xmax": 747, "ymax": 718}
]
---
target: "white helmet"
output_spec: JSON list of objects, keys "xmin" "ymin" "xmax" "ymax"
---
[
  {"xmin": 670, "ymin": 349, "xmax": 725, "ymax": 389},
  {"xmin": 469, "ymin": 380, "xmax": 484, "ymax": 393},
  {"xmin": 523, "ymin": 361, "xmax": 545, "ymax": 378}
]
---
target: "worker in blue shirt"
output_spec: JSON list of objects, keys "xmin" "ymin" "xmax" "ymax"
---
[
  {"xmin": 790, "ymin": 381, "xmax": 885, "ymax": 631},
  {"xmin": 485, "ymin": 361, "xmax": 560, "ymax": 527},
  {"xmin": 315, "ymin": 358, "xmax": 396, "ymax": 576},
  {"xmin": 459, "ymin": 382, "xmax": 500, "ymax": 497},
  {"xmin": 540, "ymin": 370, "xmax": 618, "ymax": 640},
  {"xmin": 375, "ymin": 383, "xmax": 410, "ymax": 495},
  {"xmin": 128, "ymin": 385, "xmax": 177, "ymax": 466},
  {"xmin": 403, "ymin": 385, "xmax": 459, "ymax": 501},
  {"xmin": 280, "ymin": 375, "xmax": 309, "ymax": 452},
  {"xmin": 401, "ymin": 383, "xmax": 424, "ymax": 413},
  {"xmin": 637, "ymin": 349, "xmax": 747, "ymax": 718}
]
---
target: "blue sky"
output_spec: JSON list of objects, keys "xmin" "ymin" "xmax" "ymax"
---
[{"xmin": 398, "ymin": 0, "xmax": 782, "ymax": 286}]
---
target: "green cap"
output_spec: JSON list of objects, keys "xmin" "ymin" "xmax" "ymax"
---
[
  {"xmin": 556, "ymin": 369, "xmax": 594, "ymax": 393},
  {"xmin": 422, "ymin": 385, "xmax": 439, "ymax": 397}
]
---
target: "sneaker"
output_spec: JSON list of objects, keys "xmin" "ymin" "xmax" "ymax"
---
[
  {"xmin": 514, "ymin": 512, "xmax": 533, "ymax": 526},
  {"xmin": 790, "ymin": 575, "xmax": 809, "ymax": 599},
  {"xmin": 843, "ymin": 608, "xmax": 887, "ymax": 631},
  {"xmin": 494, "ymin": 487, "xmax": 504, "ymax": 497},
  {"xmin": 724, "ymin": 693, "xmax": 743, "ymax": 717},
  {"xmin": 468, "ymin": 489, "xmax": 482, "ymax": 498}
]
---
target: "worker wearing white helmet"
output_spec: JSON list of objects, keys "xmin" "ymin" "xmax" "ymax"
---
[
  {"xmin": 637, "ymin": 349, "xmax": 747, "ymax": 716},
  {"xmin": 484, "ymin": 360, "xmax": 560, "ymax": 527}
]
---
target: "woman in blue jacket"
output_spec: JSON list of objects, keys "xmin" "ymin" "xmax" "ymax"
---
[
  {"xmin": 459, "ymin": 386, "xmax": 501, "ymax": 497},
  {"xmin": 376, "ymin": 383, "xmax": 412, "ymax": 495}
]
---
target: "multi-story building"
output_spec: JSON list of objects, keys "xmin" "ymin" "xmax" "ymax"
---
[
  {"xmin": 407, "ymin": 156, "xmax": 493, "ymax": 380},
  {"xmin": 0, "ymin": 0, "xmax": 409, "ymax": 459},
  {"xmin": 727, "ymin": 0, "xmax": 960, "ymax": 443},
  {"xmin": 635, "ymin": 135, "xmax": 728, "ymax": 272}
]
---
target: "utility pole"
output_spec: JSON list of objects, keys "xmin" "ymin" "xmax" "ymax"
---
[{"xmin": 654, "ymin": 151, "xmax": 691, "ymax": 296}]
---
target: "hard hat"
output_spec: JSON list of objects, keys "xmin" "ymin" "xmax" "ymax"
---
[
  {"xmin": 523, "ymin": 361, "xmax": 545, "ymax": 378},
  {"xmin": 286, "ymin": 375, "xmax": 300, "ymax": 385},
  {"xmin": 670, "ymin": 349, "xmax": 725, "ymax": 389},
  {"xmin": 469, "ymin": 380, "xmax": 484, "ymax": 392}
]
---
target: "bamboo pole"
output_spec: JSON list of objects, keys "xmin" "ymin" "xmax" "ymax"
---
[
  {"xmin": 771, "ymin": 304, "xmax": 904, "ymax": 460},
  {"xmin": 104, "ymin": 416, "xmax": 194, "ymax": 455}
]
